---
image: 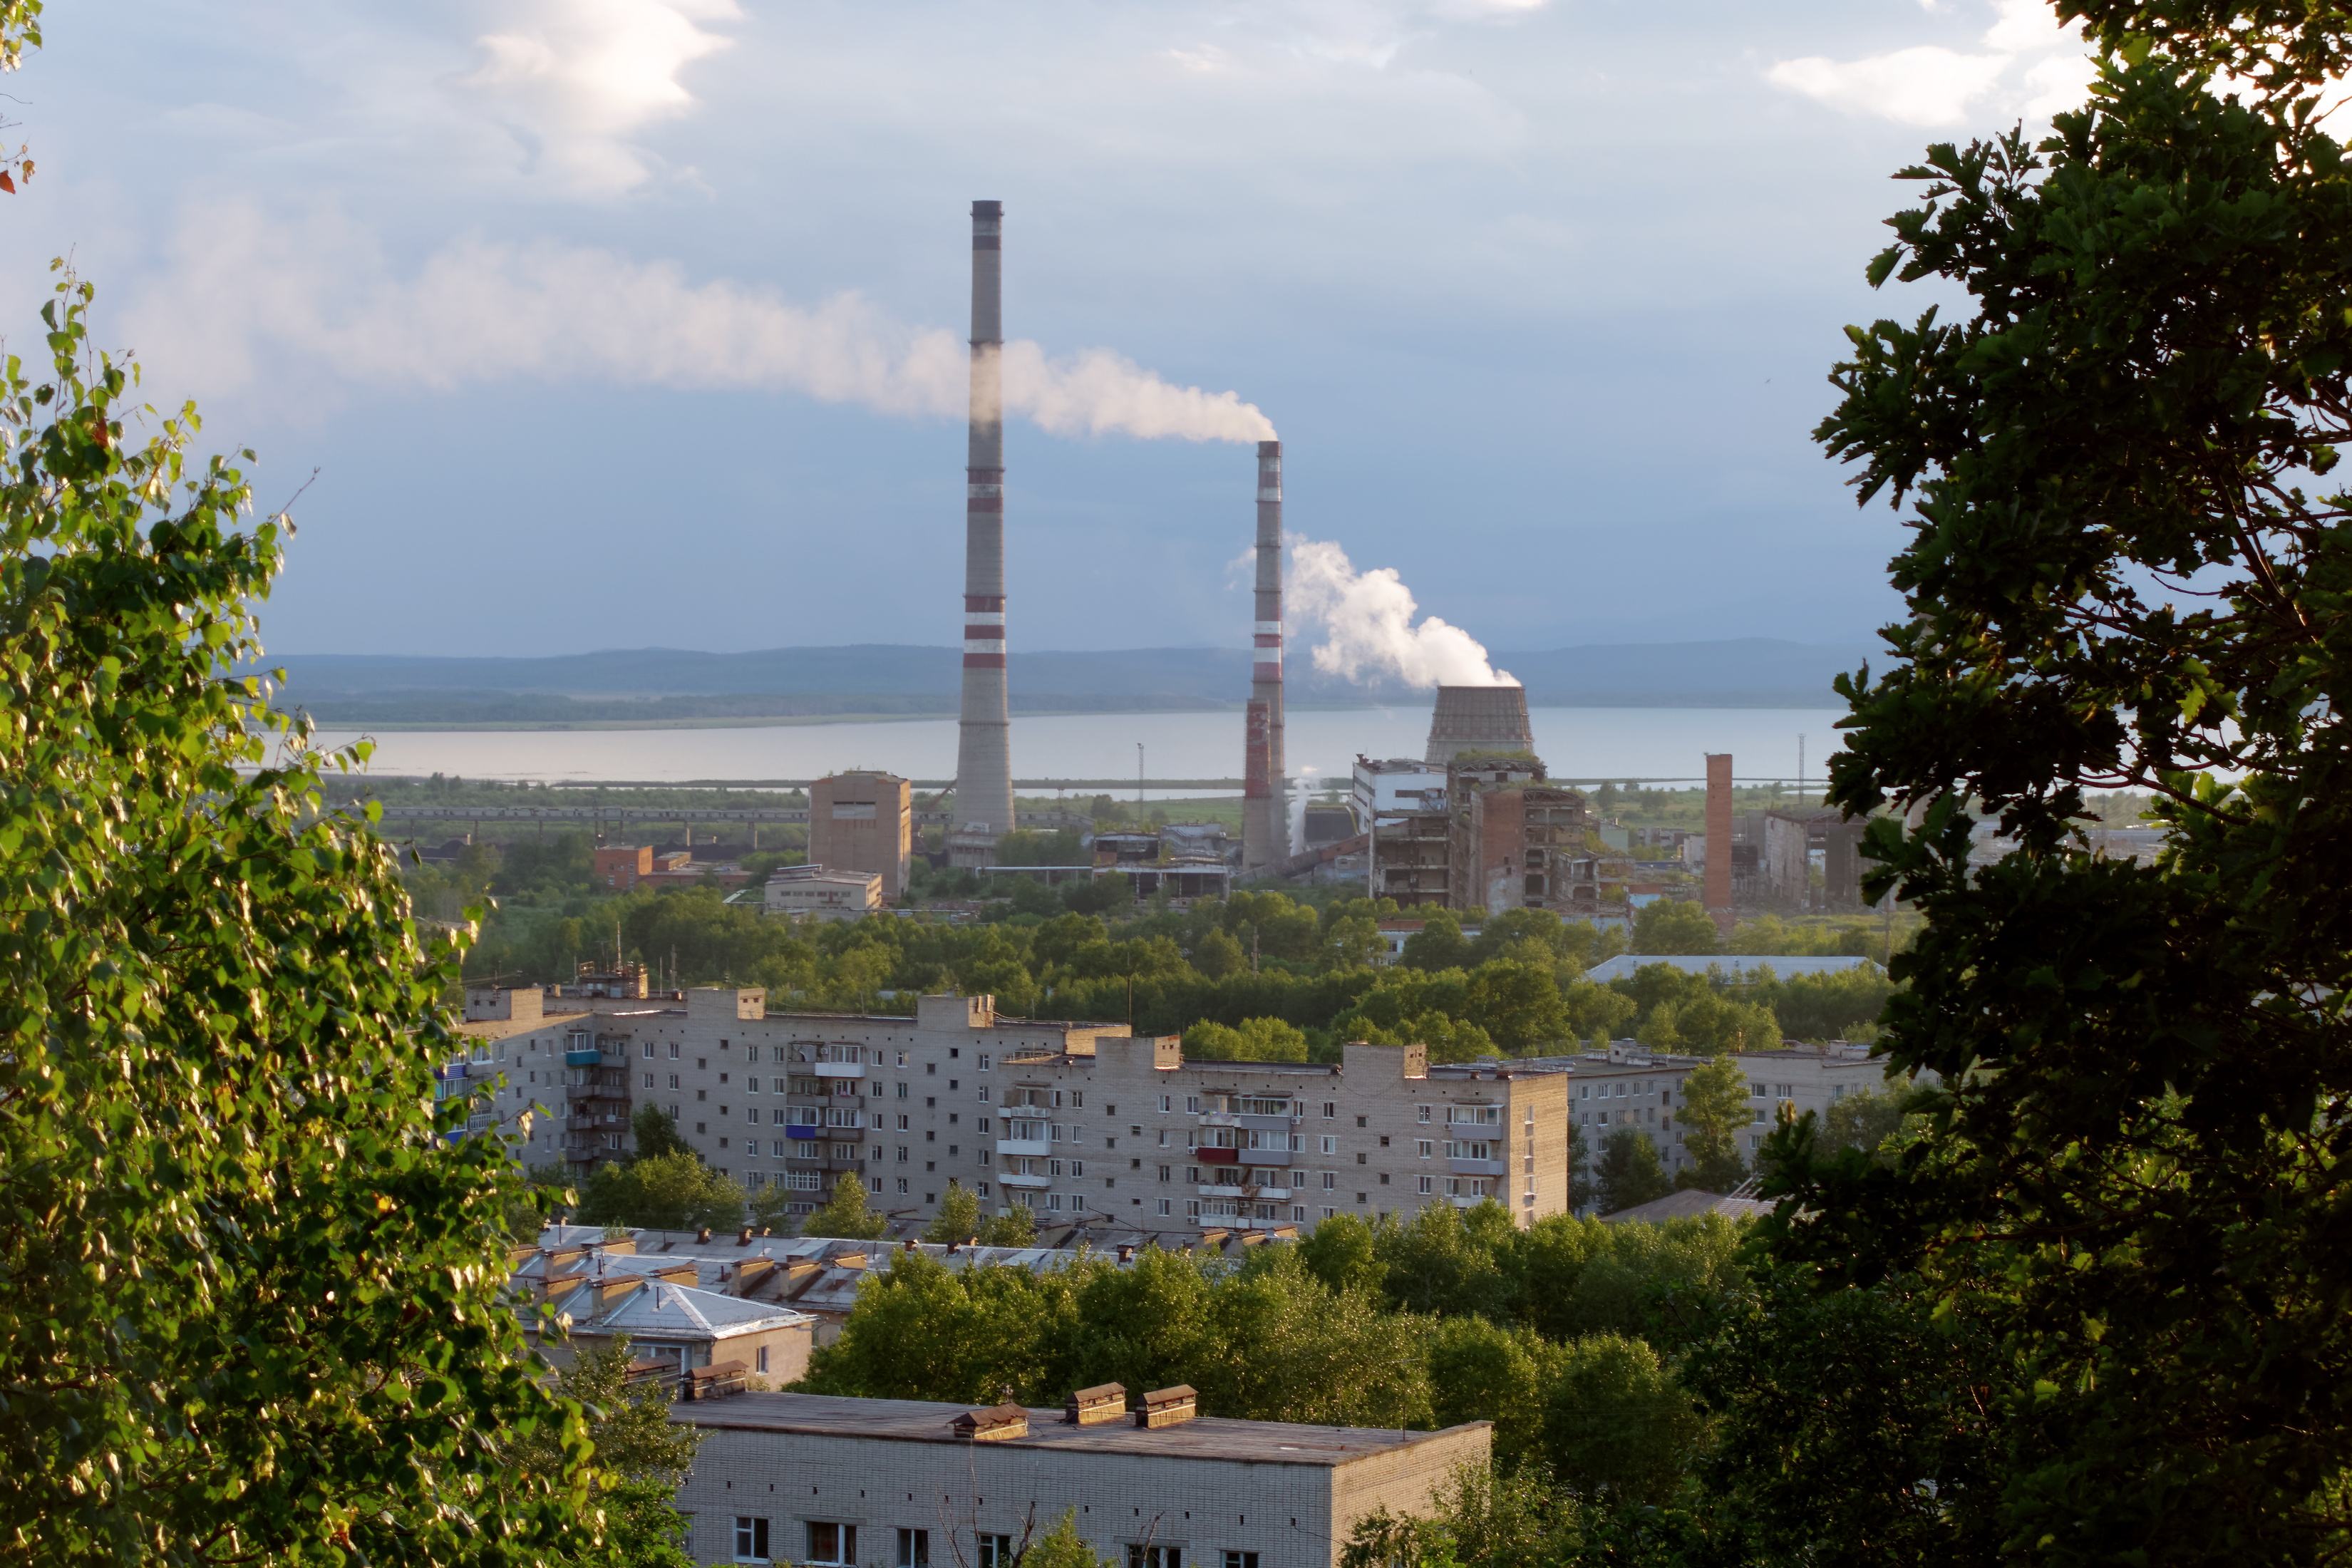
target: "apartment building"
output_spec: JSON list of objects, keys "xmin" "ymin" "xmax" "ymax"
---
[
  {"xmin": 1552, "ymin": 1041, "xmax": 1902, "ymax": 1189},
  {"xmin": 669, "ymin": 1391, "xmax": 1490, "ymax": 1568},
  {"xmin": 460, "ymin": 988, "xmax": 1573, "ymax": 1234}
]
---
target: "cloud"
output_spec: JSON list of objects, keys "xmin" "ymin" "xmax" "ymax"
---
[
  {"xmin": 458, "ymin": 0, "xmax": 741, "ymax": 195},
  {"xmin": 120, "ymin": 202, "xmax": 1273, "ymax": 443},
  {"xmin": 1286, "ymin": 535, "xmax": 1515, "ymax": 688},
  {"xmin": 1766, "ymin": 0, "xmax": 2090, "ymax": 126}
]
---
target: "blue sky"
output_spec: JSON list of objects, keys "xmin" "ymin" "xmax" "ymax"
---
[{"xmin": 1, "ymin": 0, "xmax": 2093, "ymax": 661}]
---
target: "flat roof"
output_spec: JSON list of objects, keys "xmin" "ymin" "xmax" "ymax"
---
[
  {"xmin": 455, "ymin": 1010, "xmax": 592, "ymax": 1041},
  {"xmin": 672, "ymin": 1392, "xmax": 1486, "ymax": 1465}
]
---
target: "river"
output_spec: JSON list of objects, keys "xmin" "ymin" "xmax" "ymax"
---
[{"xmin": 301, "ymin": 706, "xmax": 1847, "ymax": 793}]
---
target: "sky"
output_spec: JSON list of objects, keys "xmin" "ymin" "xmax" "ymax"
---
[{"xmin": 0, "ymin": 0, "xmax": 2095, "ymax": 661}]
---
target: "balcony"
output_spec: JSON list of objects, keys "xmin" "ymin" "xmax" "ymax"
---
[
  {"xmin": 1238, "ymin": 1148, "xmax": 1292, "ymax": 1167},
  {"xmin": 813, "ymin": 1061, "xmax": 865, "ymax": 1080},
  {"xmin": 1000, "ymin": 1169, "xmax": 1052, "ymax": 1189},
  {"xmin": 783, "ymin": 1125, "xmax": 822, "ymax": 1141},
  {"xmin": 995, "ymin": 1138, "xmax": 1050, "ymax": 1159},
  {"xmin": 565, "ymin": 1048, "xmax": 602, "ymax": 1068},
  {"xmin": 567, "ymin": 1083, "xmax": 625, "ymax": 1103},
  {"xmin": 1448, "ymin": 1157, "xmax": 1507, "ymax": 1177},
  {"xmin": 1237, "ymin": 1114, "xmax": 1297, "ymax": 1133},
  {"xmin": 1196, "ymin": 1147, "xmax": 1239, "ymax": 1165}
]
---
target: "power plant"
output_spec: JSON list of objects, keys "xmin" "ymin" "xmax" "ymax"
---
[
  {"xmin": 1240, "ymin": 439, "xmax": 1287, "ymax": 874},
  {"xmin": 1423, "ymin": 684, "xmax": 1534, "ymax": 763},
  {"xmin": 950, "ymin": 199, "xmax": 1015, "ymax": 867}
]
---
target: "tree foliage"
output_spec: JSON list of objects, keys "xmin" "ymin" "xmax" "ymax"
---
[
  {"xmin": 800, "ymin": 1171, "xmax": 889, "ymax": 1241},
  {"xmin": 0, "ymin": 274, "xmax": 586, "ymax": 1557},
  {"xmin": 1757, "ymin": 7, "xmax": 2352, "ymax": 1555},
  {"xmin": 1590, "ymin": 1128, "xmax": 1671, "ymax": 1216}
]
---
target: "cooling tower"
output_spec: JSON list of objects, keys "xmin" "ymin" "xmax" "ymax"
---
[
  {"xmin": 1240, "ymin": 440, "xmax": 1286, "ymax": 873},
  {"xmin": 949, "ymin": 200, "xmax": 1015, "ymax": 867},
  {"xmin": 1424, "ymin": 684, "xmax": 1533, "ymax": 764}
]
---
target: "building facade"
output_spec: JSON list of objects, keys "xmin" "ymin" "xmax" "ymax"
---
[
  {"xmin": 669, "ymin": 1392, "xmax": 1491, "ymax": 1568},
  {"xmin": 809, "ymin": 772, "xmax": 914, "ymax": 902}
]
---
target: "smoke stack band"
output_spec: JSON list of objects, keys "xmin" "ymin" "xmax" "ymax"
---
[
  {"xmin": 1242, "ymin": 439, "xmax": 1286, "ymax": 872},
  {"xmin": 951, "ymin": 200, "xmax": 1016, "ymax": 867}
]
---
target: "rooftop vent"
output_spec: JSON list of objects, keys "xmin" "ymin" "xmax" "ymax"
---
[
  {"xmin": 1136, "ymin": 1386, "xmax": 1199, "ymax": 1429},
  {"xmin": 684, "ymin": 1360, "xmax": 749, "ymax": 1401},
  {"xmin": 1066, "ymin": 1383, "xmax": 1127, "ymax": 1426},
  {"xmin": 952, "ymin": 1403, "xmax": 1030, "ymax": 1441}
]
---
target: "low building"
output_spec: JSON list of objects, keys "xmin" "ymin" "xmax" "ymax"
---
[
  {"xmin": 512, "ymin": 1238, "xmax": 816, "ymax": 1388},
  {"xmin": 595, "ymin": 845, "xmax": 654, "ymax": 890},
  {"xmin": 668, "ymin": 1391, "xmax": 1491, "ymax": 1568},
  {"xmin": 765, "ymin": 866, "xmax": 884, "ymax": 922},
  {"xmin": 1581, "ymin": 954, "xmax": 1879, "ymax": 984}
]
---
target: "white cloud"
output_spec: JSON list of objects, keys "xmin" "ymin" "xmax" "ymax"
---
[
  {"xmin": 457, "ymin": 0, "xmax": 741, "ymax": 195},
  {"xmin": 1768, "ymin": 46, "xmax": 2010, "ymax": 125},
  {"xmin": 120, "ymin": 202, "xmax": 1273, "ymax": 442},
  {"xmin": 1766, "ymin": 0, "xmax": 2091, "ymax": 126}
]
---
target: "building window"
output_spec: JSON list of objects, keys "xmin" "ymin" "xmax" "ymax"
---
[
  {"xmin": 1226, "ymin": 1554, "xmax": 1259, "ymax": 1568},
  {"xmin": 1416, "ymin": 1105, "xmax": 1431, "ymax": 1123},
  {"xmin": 1321, "ymin": 1206, "xmax": 1336, "ymax": 1219},
  {"xmin": 756, "ymin": 1346, "xmax": 770, "ymax": 1374},
  {"xmin": 1158, "ymin": 1095, "xmax": 1171, "ymax": 1113},
  {"xmin": 1187, "ymin": 1096, "xmax": 1200, "ymax": 1114},
  {"xmin": 897, "ymin": 1177, "xmax": 910, "ymax": 1195},
  {"xmin": 1320, "ymin": 1135, "xmax": 1336, "ymax": 1155},
  {"xmin": 1186, "ymin": 1199, "xmax": 1201, "ymax": 1219},
  {"xmin": 669, "ymin": 1043, "xmax": 680, "ymax": 1060},
  {"xmin": 1322, "ymin": 1101, "xmax": 1337, "ymax": 1119},
  {"xmin": 978, "ymin": 1182, "xmax": 991, "ymax": 1197},
  {"xmin": 927, "ymin": 1063, "xmax": 937, "ymax": 1076},
  {"xmin": 979, "ymin": 1054, "xmax": 991, "ymax": 1070},
  {"xmin": 1357, "ymin": 1192, "xmax": 1368, "ymax": 1205},
  {"xmin": 1130, "ymin": 1548, "xmax": 1182, "ymax": 1568},
  {"xmin": 641, "ymin": 1042, "xmax": 654, "ymax": 1058},
  {"xmin": 1156, "ymin": 1198, "xmax": 1171, "ymax": 1216},
  {"xmin": 979, "ymin": 1537, "xmax": 1014, "ymax": 1568},
  {"xmin": 897, "ymin": 1530, "xmax": 931, "ymax": 1568},
  {"xmin": 806, "ymin": 1523, "xmax": 855, "ymax": 1566},
  {"xmin": 735, "ymin": 1517, "xmax": 770, "ymax": 1563}
]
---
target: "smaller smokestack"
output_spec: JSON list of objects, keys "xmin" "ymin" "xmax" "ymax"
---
[
  {"xmin": 1704, "ymin": 753, "xmax": 1733, "ymax": 934},
  {"xmin": 1425, "ymin": 685, "xmax": 1532, "ymax": 764}
]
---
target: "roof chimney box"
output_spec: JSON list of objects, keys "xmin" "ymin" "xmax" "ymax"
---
[
  {"xmin": 1066, "ymin": 1383, "xmax": 1127, "ymax": 1426},
  {"xmin": 1136, "ymin": 1386, "xmax": 1199, "ymax": 1428},
  {"xmin": 952, "ymin": 1403, "xmax": 1030, "ymax": 1441}
]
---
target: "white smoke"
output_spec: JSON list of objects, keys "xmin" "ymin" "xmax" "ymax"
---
[
  {"xmin": 120, "ymin": 202, "xmax": 1276, "ymax": 444},
  {"xmin": 1286, "ymin": 535, "xmax": 1515, "ymax": 688}
]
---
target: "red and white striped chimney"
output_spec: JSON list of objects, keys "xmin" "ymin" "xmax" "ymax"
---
[{"xmin": 1241, "ymin": 440, "xmax": 1286, "ymax": 873}]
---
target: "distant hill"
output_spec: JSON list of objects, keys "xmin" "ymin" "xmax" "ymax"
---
[{"xmin": 255, "ymin": 639, "xmax": 1873, "ymax": 725}]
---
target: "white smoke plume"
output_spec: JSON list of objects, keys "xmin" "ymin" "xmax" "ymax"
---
[
  {"xmin": 121, "ymin": 202, "xmax": 1276, "ymax": 444},
  {"xmin": 1286, "ymin": 535, "xmax": 1516, "ymax": 688}
]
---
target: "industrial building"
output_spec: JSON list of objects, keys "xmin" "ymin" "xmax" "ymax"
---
[
  {"xmin": 1423, "ymin": 683, "xmax": 1535, "ymax": 764},
  {"xmin": 951, "ymin": 200, "xmax": 1016, "ymax": 867},
  {"xmin": 1241, "ymin": 440, "xmax": 1289, "ymax": 875},
  {"xmin": 765, "ymin": 865, "xmax": 885, "ymax": 921},
  {"xmin": 667, "ymin": 1391, "xmax": 1490, "ymax": 1568},
  {"xmin": 1357, "ymin": 751, "xmax": 1633, "ymax": 919},
  {"xmin": 808, "ymin": 771, "xmax": 913, "ymax": 901}
]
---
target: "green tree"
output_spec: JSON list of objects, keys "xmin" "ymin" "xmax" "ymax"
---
[
  {"xmin": 1181, "ymin": 1016, "xmax": 1309, "ymax": 1061},
  {"xmin": 514, "ymin": 1336, "xmax": 703, "ymax": 1568},
  {"xmin": 1192, "ymin": 924, "xmax": 1247, "ymax": 979},
  {"xmin": 977, "ymin": 1203, "xmax": 1038, "ymax": 1248},
  {"xmin": 1589, "ymin": 1129, "xmax": 1671, "ymax": 1216},
  {"xmin": 746, "ymin": 1180, "xmax": 804, "ymax": 1235},
  {"xmin": 1672, "ymin": 1056, "xmax": 1750, "ymax": 1194},
  {"xmin": 1764, "ymin": 7, "xmax": 2352, "ymax": 1550},
  {"xmin": 1401, "ymin": 909, "xmax": 1473, "ymax": 970},
  {"xmin": 1021, "ymin": 1508, "xmax": 1121, "ymax": 1568},
  {"xmin": 1631, "ymin": 899, "xmax": 1720, "ymax": 955},
  {"xmin": 577, "ymin": 1150, "xmax": 746, "ymax": 1232},
  {"xmin": 1821, "ymin": 1084, "xmax": 1913, "ymax": 1162},
  {"xmin": 1464, "ymin": 960, "xmax": 1569, "ymax": 1053},
  {"xmin": 631, "ymin": 1102, "xmax": 693, "ymax": 1162},
  {"xmin": 0, "ymin": 274, "xmax": 584, "ymax": 1557},
  {"xmin": 926, "ymin": 1180, "xmax": 982, "ymax": 1243},
  {"xmin": 1536, "ymin": 1333, "xmax": 1706, "ymax": 1507},
  {"xmin": 801, "ymin": 1171, "xmax": 890, "ymax": 1241}
]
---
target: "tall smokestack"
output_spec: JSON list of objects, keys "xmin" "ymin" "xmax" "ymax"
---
[
  {"xmin": 1241, "ymin": 440, "xmax": 1286, "ymax": 874},
  {"xmin": 951, "ymin": 200, "xmax": 1015, "ymax": 867},
  {"xmin": 1704, "ymin": 753, "xmax": 1733, "ymax": 934}
]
